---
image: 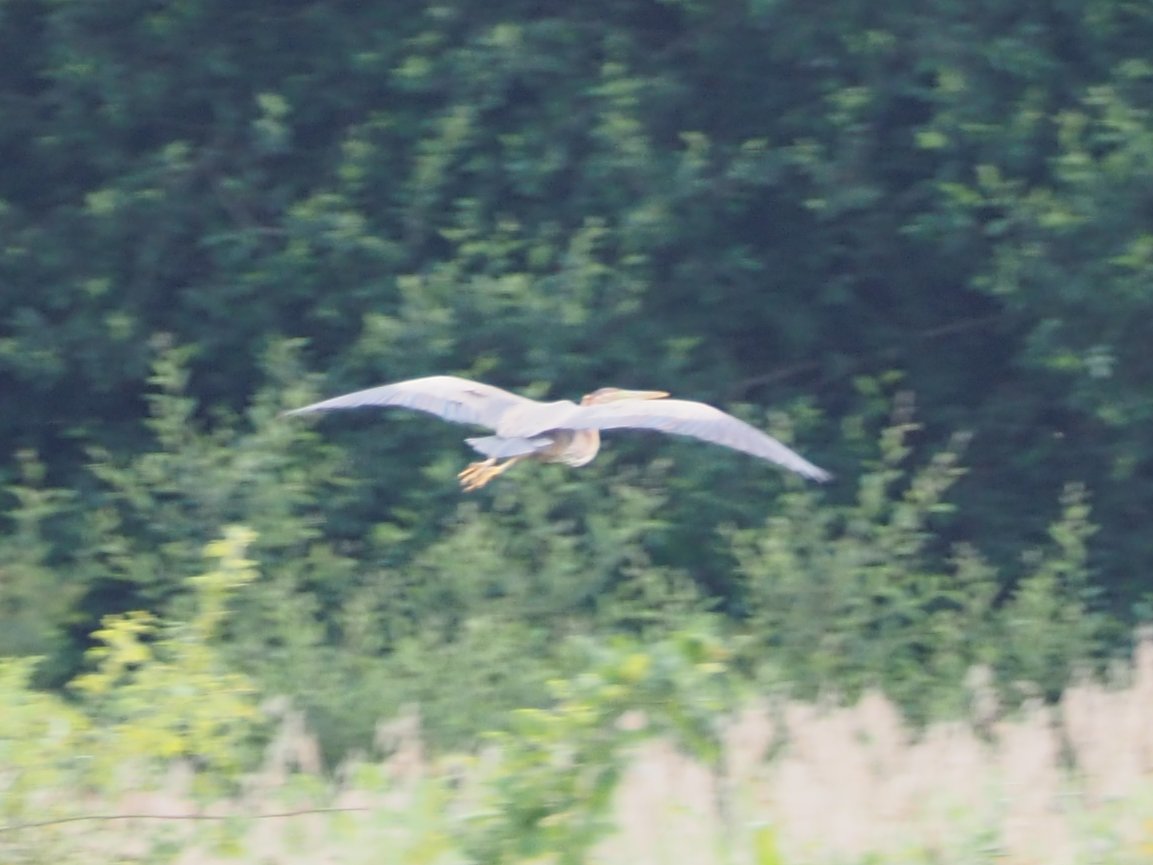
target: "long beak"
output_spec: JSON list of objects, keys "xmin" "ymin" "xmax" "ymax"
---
[{"xmin": 611, "ymin": 389, "xmax": 669, "ymax": 401}]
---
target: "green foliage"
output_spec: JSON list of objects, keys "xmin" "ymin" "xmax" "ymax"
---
[
  {"xmin": 462, "ymin": 622, "xmax": 734, "ymax": 865},
  {"xmin": 1000, "ymin": 482, "xmax": 1105, "ymax": 698},
  {"xmin": 0, "ymin": 451, "xmax": 79, "ymax": 668},
  {"xmin": 71, "ymin": 526, "xmax": 263, "ymax": 782},
  {"xmin": 0, "ymin": 657, "xmax": 90, "ymax": 830},
  {"xmin": 83, "ymin": 341, "xmax": 343, "ymax": 602},
  {"xmin": 0, "ymin": 527, "xmax": 265, "ymax": 863},
  {"xmin": 226, "ymin": 458, "xmax": 707, "ymax": 757},
  {"xmin": 732, "ymin": 401, "xmax": 1107, "ymax": 719}
]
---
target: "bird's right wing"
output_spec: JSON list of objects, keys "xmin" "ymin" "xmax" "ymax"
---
[
  {"xmin": 566, "ymin": 398, "xmax": 832, "ymax": 481},
  {"xmin": 283, "ymin": 375, "xmax": 535, "ymax": 431}
]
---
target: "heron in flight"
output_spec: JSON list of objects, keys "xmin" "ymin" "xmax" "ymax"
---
[{"xmin": 285, "ymin": 375, "xmax": 831, "ymax": 491}]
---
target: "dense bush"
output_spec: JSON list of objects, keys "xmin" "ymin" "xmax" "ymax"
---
[
  {"xmin": 0, "ymin": 522, "xmax": 1138, "ymax": 865},
  {"xmin": 0, "ymin": 350, "xmax": 1113, "ymax": 759}
]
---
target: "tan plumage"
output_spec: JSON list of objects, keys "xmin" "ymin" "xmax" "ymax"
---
[{"xmin": 284, "ymin": 375, "xmax": 831, "ymax": 490}]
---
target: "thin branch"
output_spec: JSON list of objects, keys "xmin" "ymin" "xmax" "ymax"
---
[
  {"xmin": 731, "ymin": 312, "xmax": 1006, "ymax": 398},
  {"xmin": 0, "ymin": 806, "xmax": 372, "ymax": 834}
]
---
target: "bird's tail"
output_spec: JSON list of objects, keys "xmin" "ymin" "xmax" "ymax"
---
[{"xmin": 465, "ymin": 435, "xmax": 553, "ymax": 459}]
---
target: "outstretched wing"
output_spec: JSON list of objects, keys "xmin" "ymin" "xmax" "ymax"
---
[
  {"xmin": 564, "ymin": 398, "xmax": 832, "ymax": 481},
  {"xmin": 282, "ymin": 375, "xmax": 535, "ymax": 431}
]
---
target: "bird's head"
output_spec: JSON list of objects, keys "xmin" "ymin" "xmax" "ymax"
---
[{"xmin": 581, "ymin": 387, "xmax": 670, "ymax": 406}]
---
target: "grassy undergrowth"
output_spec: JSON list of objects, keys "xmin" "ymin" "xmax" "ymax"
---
[
  {"xmin": 0, "ymin": 413, "xmax": 1139, "ymax": 864},
  {"xmin": 1, "ymin": 526, "xmax": 1151, "ymax": 864},
  {"xmin": 5, "ymin": 638, "xmax": 1153, "ymax": 865}
]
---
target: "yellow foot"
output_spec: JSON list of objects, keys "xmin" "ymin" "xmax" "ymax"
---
[
  {"xmin": 457, "ymin": 456, "xmax": 521, "ymax": 492},
  {"xmin": 457, "ymin": 459, "xmax": 498, "ymax": 492}
]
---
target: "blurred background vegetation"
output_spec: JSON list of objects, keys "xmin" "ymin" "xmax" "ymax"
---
[{"xmin": 2, "ymin": 0, "xmax": 1153, "ymax": 766}]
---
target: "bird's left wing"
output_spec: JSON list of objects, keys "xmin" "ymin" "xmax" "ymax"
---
[
  {"xmin": 565, "ymin": 398, "xmax": 832, "ymax": 481},
  {"xmin": 283, "ymin": 375, "xmax": 534, "ymax": 430}
]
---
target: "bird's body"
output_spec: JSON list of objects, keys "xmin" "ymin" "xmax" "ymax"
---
[
  {"xmin": 284, "ymin": 375, "xmax": 830, "ymax": 490},
  {"xmin": 527, "ymin": 428, "xmax": 601, "ymax": 467}
]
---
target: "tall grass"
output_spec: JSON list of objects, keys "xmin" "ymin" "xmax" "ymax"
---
[
  {"xmin": 606, "ymin": 639, "xmax": 1153, "ymax": 864},
  {"xmin": 9, "ymin": 635, "xmax": 1153, "ymax": 865}
]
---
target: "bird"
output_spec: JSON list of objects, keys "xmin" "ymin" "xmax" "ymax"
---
[{"xmin": 284, "ymin": 375, "xmax": 831, "ymax": 491}]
